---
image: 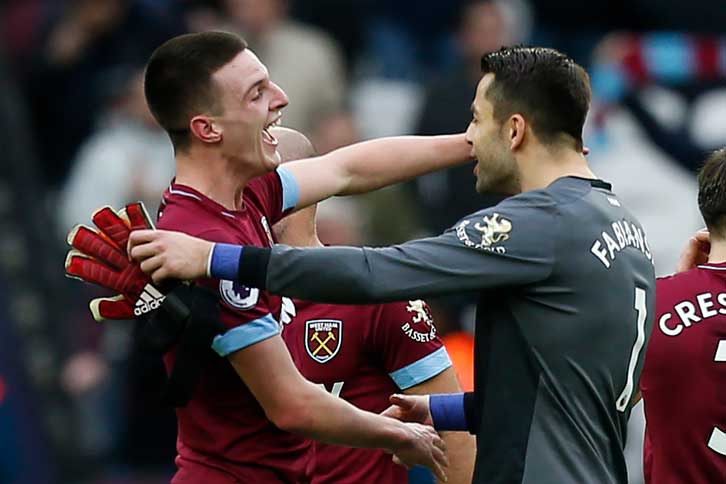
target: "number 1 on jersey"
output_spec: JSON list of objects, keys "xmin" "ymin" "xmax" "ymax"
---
[{"xmin": 617, "ymin": 287, "xmax": 647, "ymax": 412}]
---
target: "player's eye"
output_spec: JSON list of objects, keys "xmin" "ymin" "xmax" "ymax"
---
[{"xmin": 251, "ymin": 90, "xmax": 263, "ymax": 101}]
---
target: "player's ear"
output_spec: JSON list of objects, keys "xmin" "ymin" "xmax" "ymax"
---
[
  {"xmin": 189, "ymin": 115, "xmax": 223, "ymax": 144},
  {"xmin": 508, "ymin": 114, "xmax": 526, "ymax": 151}
]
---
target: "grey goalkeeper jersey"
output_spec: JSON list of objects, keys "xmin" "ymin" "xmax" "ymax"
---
[{"xmin": 265, "ymin": 177, "xmax": 656, "ymax": 484}]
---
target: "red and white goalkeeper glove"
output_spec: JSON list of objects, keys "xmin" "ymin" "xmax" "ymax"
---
[
  {"xmin": 64, "ymin": 202, "xmax": 226, "ymax": 407},
  {"xmin": 65, "ymin": 202, "xmax": 165, "ymax": 321}
]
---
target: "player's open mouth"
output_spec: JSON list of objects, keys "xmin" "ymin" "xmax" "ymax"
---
[{"xmin": 262, "ymin": 116, "xmax": 282, "ymax": 147}]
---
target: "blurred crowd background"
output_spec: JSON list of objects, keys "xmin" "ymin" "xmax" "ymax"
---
[{"xmin": 1, "ymin": 0, "xmax": 725, "ymax": 483}]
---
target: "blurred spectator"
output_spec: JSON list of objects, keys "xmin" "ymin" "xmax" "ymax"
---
[
  {"xmin": 310, "ymin": 110, "xmax": 359, "ymax": 156},
  {"xmin": 591, "ymin": 32, "xmax": 726, "ymax": 171},
  {"xmin": 58, "ymin": 66, "xmax": 174, "ymax": 233},
  {"xmin": 359, "ymin": 0, "xmax": 530, "ymax": 82},
  {"xmin": 23, "ymin": 0, "xmax": 181, "ymax": 187},
  {"xmin": 181, "ymin": 0, "xmax": 227, "ymax": 33},
  {"xmin": 359, "ymin": 0, "xmax": 463, "ymax": 82},
  {"xmin": 291, "ymin": 0, "xmax": 373, "ymax": 76},
  {"xmin": 418, "ymin": 0, "xmax": 507, "ymax": 139},
  {"xmin": 413, "ymin": 0, "xmax": 526, "ymax": 235},
  {"xmin": 224, "ymin": 0, "xmax": 346, "ymax": 136}
]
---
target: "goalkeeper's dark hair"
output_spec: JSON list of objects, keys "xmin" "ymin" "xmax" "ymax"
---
[
  {"xmin": 480, "ymin": 46, "xmax": 591, "ymax": 151},
  {"xmin": 144, "ymin": 31, "xmax": 247, "ymax": 151},
  {"xmin": 698, "ymin": 148, "xmax": 726, "ymax": 238}
]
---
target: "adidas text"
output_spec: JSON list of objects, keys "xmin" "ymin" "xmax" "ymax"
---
[{"xmin": 134, "ymin": 284, "xmax": 166, "ymax": 316}]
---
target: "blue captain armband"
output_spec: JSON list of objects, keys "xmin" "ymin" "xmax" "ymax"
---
[
  {"xmin": 429, "ymin": 392, "xmax": 467, "ymax": 431},
  {"xmin": 209, "ymin": 243, "xmax": 243, "ymax": 281}
]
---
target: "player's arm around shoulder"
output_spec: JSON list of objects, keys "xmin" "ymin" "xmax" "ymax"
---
[{"xmin": 282, "ymin": 133, "xmax": 470, "ymax": 209}]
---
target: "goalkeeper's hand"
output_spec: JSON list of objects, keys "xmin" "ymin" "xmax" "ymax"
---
[{"xmin": 65, "ymin": 202, "xmax": 167, "ymax": 321}]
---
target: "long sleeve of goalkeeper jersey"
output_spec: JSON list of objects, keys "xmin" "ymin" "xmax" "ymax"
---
[{"xmin": 262, "ymin": 192, "xmax": 559, "ymax": 303}]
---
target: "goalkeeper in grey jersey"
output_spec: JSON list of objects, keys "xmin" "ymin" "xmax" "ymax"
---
[{"xmin": 128, "ymin": 46, "xmax": 656, "ymax": 484}]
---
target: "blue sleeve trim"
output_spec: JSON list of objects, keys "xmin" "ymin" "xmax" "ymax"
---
[
  {"xmin": 276, "ymin": 166, "xmax": 300, "ymax": 212},
  {"xmin": 389, "ymin": 346, "xmax": 452, "ymax": 390},
  {"xmin": 430, "ymin": 393, "xmax": 467, "ymax": 431},
  {"xmin": 211, "ymin": 243, "xmax": 243, "ymax": 281},
  {"xmin": 211, "ymin": 313, "xmax": 280, "ymax": 357}
]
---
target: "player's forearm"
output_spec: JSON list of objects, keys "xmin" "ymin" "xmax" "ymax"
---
[
  {"xmin": 231, "ymin": 337, "xmax": 412, "ymax": 451},
  {"xmin": 333, "ymin": 134, "xmax": 470, "ymax": 195},
  {"xmin": 440, "ymin": 431, "xmax": 475, "ymax": 484},
  {"xmin": 211, "ymin": 237, "xmax": 489, "ymax": 304},
  {"xmin": 283, "ymin": 381, "xmax": 410, "ymax": 451}
]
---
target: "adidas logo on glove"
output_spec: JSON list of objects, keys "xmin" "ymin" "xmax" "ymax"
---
[{"xmin": 135, "ymin": 284, "xmax": 166, "ymax": 316}]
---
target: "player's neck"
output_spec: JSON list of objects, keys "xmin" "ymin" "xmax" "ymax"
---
[
  {"xmin": 708, "ymin": 239, "xmax": 726, "ymax": 264},
  {"xmin": 519, "ymin": 146, "xmax": 596, "ymax": 192},
  {"xmin": 174, "ymin": 150, "xmax": 255, "ymax": 211}
]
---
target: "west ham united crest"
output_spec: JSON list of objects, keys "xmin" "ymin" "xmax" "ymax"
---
[{"xmin": 305, "ymin": 319, "xmax": 342, "ymax": 363}]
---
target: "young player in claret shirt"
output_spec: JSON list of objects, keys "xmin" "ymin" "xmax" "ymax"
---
[
  {"xmin": 138, "ymin": 31, "xmax": 469, "ymax": 482},
  {"xmin": 271, "ymin": 129, "xmax": 475, "ymax": 484},
  {"xmin": 640, "ymin": 148, "xmax": 726, "ymax": 484},
  {"xmin": 156, "ymin": 169, "xmax": 311, "ymax": 481}
]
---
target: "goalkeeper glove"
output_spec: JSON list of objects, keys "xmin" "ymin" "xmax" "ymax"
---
[
  {"xmin": 65, "ymin": 202, "xmax": 167, "ymax": 321},
  {"xmin": 64, "ymin": 202, "xmax": 226, "ymax": 406}
]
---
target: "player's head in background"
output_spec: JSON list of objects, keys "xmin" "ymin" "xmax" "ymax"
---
[
  {"xmin": 697, "ymin": 148, "xmax": 726, "ymax": 241},
  {"xmin": 465, "ymin": 46, "xmax": 591, "ymax": 195},
  {"xmin": 270, "ymin": 127, "xmax": 322, "ymax": 248},
  {"xmin": 144, "ymin": 31, "xmax": 288, "ymax": 176},
  {"xmin": 271, "ymin": 129, "xmax": 365, "ymax": 247}
]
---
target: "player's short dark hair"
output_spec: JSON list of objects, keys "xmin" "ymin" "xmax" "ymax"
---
[
  {"xmin": 698, "ymin": 148, "xmax": 726, "ymax": 236},
  {"xmin": 144, "ymin": 31, "xmax": 247, "ymax": 151},
  {"xmin": 480, "ymin": 46, "xmax": 591, "ymax": 151}
]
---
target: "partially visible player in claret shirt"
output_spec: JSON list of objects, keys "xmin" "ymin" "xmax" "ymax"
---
[
  {"xmin": 640, "ymin": 147, "xmax": 726, "ymax": 484},
  {"xmin": 271, "ymin": 128, "xmax": 475, "ymax": 484}
]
